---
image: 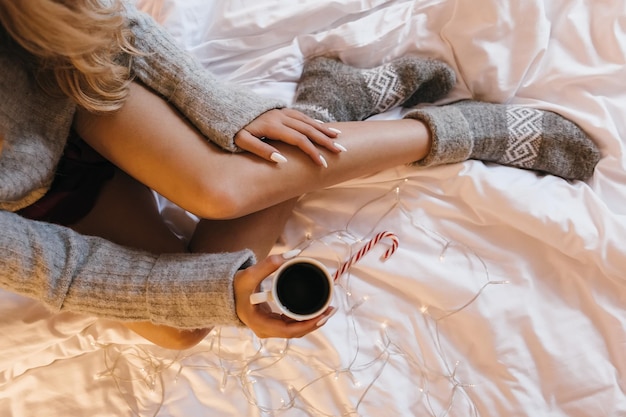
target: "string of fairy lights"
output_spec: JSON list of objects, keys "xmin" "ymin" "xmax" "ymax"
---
[{"xmin": 93, "ymin": 177, "xmax": 508, "ymax": 416}]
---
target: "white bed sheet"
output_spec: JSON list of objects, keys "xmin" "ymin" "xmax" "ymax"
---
[{"xmin": 1, "ymin": 0, "xmax": 625, "ymax": 416}]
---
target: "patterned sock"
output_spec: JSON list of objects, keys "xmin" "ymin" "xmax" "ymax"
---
[
  {"xmin": 292, "ymin": 56, "xmax": 456, "ymax": 122},
  {"xmin": 405, "ymin": 100, "xmax": 601, "ymax": 180}
]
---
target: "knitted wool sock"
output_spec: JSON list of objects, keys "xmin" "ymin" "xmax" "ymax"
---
[
  {"xmin": 405, "ymin": 100, "xmax": 601, "ymax": 180},
  {"xmin": 292, "ymin": 56, "xmax": 456, "ymax": 122}
]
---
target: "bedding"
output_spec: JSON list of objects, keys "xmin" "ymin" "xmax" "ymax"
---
[{"xmin": 1, "ymin": 0, "xmax": 625, "ymax": 416}]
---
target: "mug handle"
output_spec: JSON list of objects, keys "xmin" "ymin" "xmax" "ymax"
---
[{"xmin": 249, "ymin": 291, "xmax": 271, "ymax": 305}]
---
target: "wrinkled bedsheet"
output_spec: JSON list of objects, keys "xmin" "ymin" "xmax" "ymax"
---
[{"xmin": 1, "ymin": 1, "xmax": 625, "ymax": 416}]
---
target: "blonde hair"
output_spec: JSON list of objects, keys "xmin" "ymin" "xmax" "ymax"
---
[{"xmin": 0, "ymin": 0, "xmax": 140, "ymax": 113}]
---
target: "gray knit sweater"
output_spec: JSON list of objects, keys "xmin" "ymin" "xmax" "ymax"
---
[{"xmin": 0, "ymin": 3, "xmax": 285, "ymax": 329}]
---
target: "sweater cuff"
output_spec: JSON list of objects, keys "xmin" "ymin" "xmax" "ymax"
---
[
  {"xmin": 404, "ymin": 106, "xmax": 473, "ymax": 166},
  {"xmin": 125, "ymin": 4, "xmax": 285, "ymax": 152},
  {"xmin": 146, "ymin": 249, "xmax": 255, "ymax": 329}
]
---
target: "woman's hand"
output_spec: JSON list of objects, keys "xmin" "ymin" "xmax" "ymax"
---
[
  {"xmin": 234, "ymin": 108, "xmax": 344, "ymax": 167},
  {"xmin": 234, "ymin": 254, "xmax": 336, "ymax": 339}
]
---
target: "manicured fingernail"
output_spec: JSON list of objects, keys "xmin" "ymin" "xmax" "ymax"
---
[
  {"xmin": 333, "ymin": 142, "xmax": 347, "ymax": 152},
  {"xmin": 316, "ymin": 307, "xmax": 337, "ymax": 327},
  {"xmin": 319, "ymin": 154, "xmax": 328, "ymax": 168},
  {"xmin": 270, "ymin": 152, "xmax": 288, "ymax": 164},
  {"xmin": 282, "ymin": 249, "xmax": 302, "ymax": 259},
  {"xmin": 314, "ymin": 119, "xmax": 325, "ymax": 124},
  {"xmin": 328, "ymin": 127, "xmax": 342, "ymax": 134}
]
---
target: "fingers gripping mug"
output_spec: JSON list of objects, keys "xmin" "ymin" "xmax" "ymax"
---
[{"xmin": 249, "ymin": 257, "xmax": 334, "ymax": 321}]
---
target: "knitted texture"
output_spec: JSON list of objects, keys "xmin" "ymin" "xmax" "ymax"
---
[
  {"xmin": 0, "ymin": 4, "xmax": 288, "ymax": 327},
  {"xmin": 405, "ymin": 100, "xmax": 601, "ymax": 180},
  {"xmin": 0, "ymin": 211, "xmax": 255, "ymax": 329},
  {"xmin": 292, "ymin": 56, "xmax": 455, "ymax": 122},
  {"xmin": 126, "ymin": 3, "xmax": 285, "ymax": 152},
  {"xmin": 0, "ymin": 4, "xmax": 286, "ymax": 209},
  {"xmin": 0, "ymin": 53, "xmax": 75, "ymax": 211}
]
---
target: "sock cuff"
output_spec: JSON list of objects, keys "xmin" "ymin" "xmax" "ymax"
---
[
  {"xmin": 405, "ymin": 106, "xmax": 474, "ymax": 166},
  {"xmin": 407, "ymin": 101, "xmax": 601, "ymax": 180}
]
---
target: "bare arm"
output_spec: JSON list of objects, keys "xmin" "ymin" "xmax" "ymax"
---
[
  {"xmin": 124, "ymin": 3, "xmax": 339, "ymax": 164},
  {"xmin": 74, "ymin": 82, "xmax": 431, "ymax": 220}
]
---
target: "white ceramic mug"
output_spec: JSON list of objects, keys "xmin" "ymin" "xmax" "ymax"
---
[{"xmin": 249, "ymin": 257, "xmax": 334, "ymax": 321}]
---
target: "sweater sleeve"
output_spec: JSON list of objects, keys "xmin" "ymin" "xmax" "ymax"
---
[
  {"xmin": 123, "ymin": 2, "xmax": 285, "ymax": 152},
  {"xmin": 0, "ymin": 210, "xmax": 255, "ymax": 329}
]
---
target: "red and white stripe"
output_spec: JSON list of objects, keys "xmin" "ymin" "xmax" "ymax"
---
[{"xmin": 333, "ymin": 231, "xmax": 399, "ymax": 281}]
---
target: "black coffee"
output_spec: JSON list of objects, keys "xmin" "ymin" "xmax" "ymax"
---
[{"xmin": 276, "ymin": 262, "xmax": 330, "ymax": 315}]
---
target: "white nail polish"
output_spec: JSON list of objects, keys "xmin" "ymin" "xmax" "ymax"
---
[
  {"xmin": 333, "ymin": 142, "xmax": 348, "ymax": 152},
  {"xmin": 319, "ymin": 154, "xmax": 328, "ymax": 168},
  {"xmin": 282, "ymin": 249, "xmax": 302, "ymax": 259},
  {"xmin": 316, "ymin": 308, "xmax": 337, "ymax": 327},
  {"xmin": 314, "ymin": 119, "xmax": 325, "ymax": 124},
  {"xmin": 270, "ymin": 152, "xmax": 288, "ymax": 164},
  {"xmin": 328, "ymin": 127, "xmax": 342, "ymax": 134}
]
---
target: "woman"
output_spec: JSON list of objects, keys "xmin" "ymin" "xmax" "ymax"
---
[{"xmin": 0, "ymin": 0, "xmax": 600, "ymax": 349}]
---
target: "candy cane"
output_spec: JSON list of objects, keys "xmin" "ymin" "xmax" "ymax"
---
[{"xmin": 333, "ymin": 231, "xmax": 399, "ymax": 281}]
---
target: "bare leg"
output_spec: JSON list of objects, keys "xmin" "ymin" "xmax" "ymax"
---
[
  {"xmin": 72, "ymin": 166, "xmax": 300, "ymax": 349},
  {"xmin": 71, "ymin": 168, "xmax": 185, "ymax": 253},
  {"xmin": 70, "ymin": 82, "xmax": 433, "ymax": 346},
  {"xmin": 189, "ymin": 199, "xmax": 298, "ymax": 259},
  {"xmin": 74, "ymin": 82, "xmax": 431, "ymax": 220},
  {"xmin": 71, "ymin": 168, "xmax": 212, "ymax": 350}
]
